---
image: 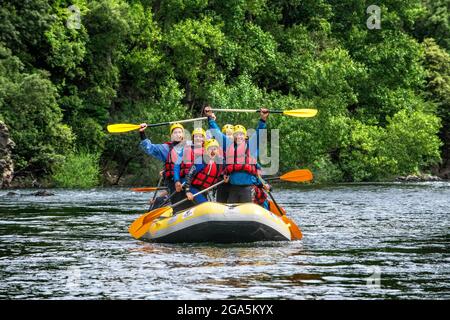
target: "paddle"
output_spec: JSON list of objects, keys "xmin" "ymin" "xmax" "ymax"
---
[
  {"xmin": 265, "ymin": 169, "xmax": 313, "ymax": 183},
  {"xmin": 107, "ymin": 117, "xmax": 208, "ymax": 133},
  {"xmin": 148, "ymin": 175, "xmax": 164, "ymax": 211},
  {"xmin": 129, "ymin": 180, "xmax": 225, "ymax": 239},
  {"xmin": 159, "ymin": 182, "xmax": 186, "ymax": 208},
  {"xmin": 130, "ymin": 186, "xmax": 168, "ymax": 192},
  {"xmin": 257, "ymin": 176, "xmax": 303, "ymax": 240},
  {"xmin": 267, "ymin": 191, "xmax": 302, "ymax": 240},
  {"xmin": 211, "ymin": 108, "xmax": 317, "ymax": 118}
]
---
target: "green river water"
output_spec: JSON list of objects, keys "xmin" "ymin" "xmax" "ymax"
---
[{"xmin": 0, "ymin": 182, "xmax": 449, "ymax": 299}]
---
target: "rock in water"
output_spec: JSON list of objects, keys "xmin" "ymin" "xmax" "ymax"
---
[
  {"xmin": 32, "ymin": 190, "xmax": 55, "ymax": 197},
  {"xmin": 0, "ymin": 121, "xmax": 15, "ymax": 189}
]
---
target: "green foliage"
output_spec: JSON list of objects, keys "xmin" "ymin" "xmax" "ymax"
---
[
  {"xmin": 415, "ymin": 0, "xmax": 450, "ymax": 52},
  {"xmin": 44, "ymin": 1, "xmax": 88, "ymax": 77},
  {"xmin": 52, "ymin": 151, "xmax": 100, "ymax": 188},
  {"xmin": 0, "ymin": 0, "xmax": 53, "ymax": 67},
  {"xmin": 340, "ymin": 110, "xmax": 441, "ymax": 181},
  {"xmin": 0, "ymin": 44, "xmax": 75, "ymax": 174},
  {"xmin": 385, "ymin": 109, "xmax": 442, "ymax": 172},
  {"xmin": 0, "ymin": 0, "xmax": 448, "ymax": 185},
  {"xmin": 312, "ymin": 155, "xmax": 344, "ymax": 184},
  {"xmin": 422, "ymin": 39, "xmax": 450, "ymax": 166}
]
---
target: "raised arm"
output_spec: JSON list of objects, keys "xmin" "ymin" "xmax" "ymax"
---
[
  {"xmin": 203, "ymin": 107, "xmax": 231, "ymax": 151},
  {"xmin": 139, "ymin": 128, "xmax": 170, "ymax": 162},
  {"xmin": 248, "ymin": 108, "xmax": 269, "ymax": 159}
]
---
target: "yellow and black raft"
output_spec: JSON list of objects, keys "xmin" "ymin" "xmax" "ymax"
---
[{"xmin": 132, "ymin": 202, "xmax": 301, "ymax": 243}]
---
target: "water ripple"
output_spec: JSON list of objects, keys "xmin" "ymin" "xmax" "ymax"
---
[{"xmin": 0, "ymin": 183, "xmax": 449, "ymax": 299}]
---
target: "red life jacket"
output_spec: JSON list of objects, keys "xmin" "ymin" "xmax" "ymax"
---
[
  {"xmin": 180, "ymin": 144, "xmax": 204, "ymax": 177},
  {"xmin": 225, "ymin": 142, "xmax": 258, "ymax": 175},
  {"xmin": 252, "ymin": 185, "xmax": 267, "ymax": 205},
  {"xmin": 164, "ymin": 142, "xmax": 178, "ymax": 178},
  {"xmin": 192, "ymin": 161, "xmax": 223, "ymax": 189}
]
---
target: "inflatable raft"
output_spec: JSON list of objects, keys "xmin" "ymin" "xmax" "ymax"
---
[{"xmin": 136, "ymin": 202, "xmax": 297, "ymax": 243}]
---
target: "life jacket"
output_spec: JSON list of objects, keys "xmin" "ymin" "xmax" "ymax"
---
[
  {"xmin": 180, "ymin": 144, "xmax": 204, "ymax": 177},
  {"xmin": 225, "ymin": 142, "xmax": 258, "ymax": 175},
  {"xmin": 164, "ymin": 142, "xmax": 181, "ymax": 178},
  {"xmin": 191, "ymin": 160, "xmax": 224, "ymax": 189},
  {"xmin": 252, "ymin": 185, "xmax": 268, "ymax": 205}
]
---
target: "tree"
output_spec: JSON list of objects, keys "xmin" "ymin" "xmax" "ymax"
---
[
  {"xmin": 422, "ymin": 38, "xmax": 450, "ymax": 176},
  {"xmin": 0, "ymin": 44, "xmax": 74, "ymax": 175}
]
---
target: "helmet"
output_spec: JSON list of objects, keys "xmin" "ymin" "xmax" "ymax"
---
[
  {"xmin": 170, "ymin": 123, "xmax": 184, "ymax": 134},
  {"xmin": 205, "ymin": 139, "xmax": 220, "ymax": 151},
  {"xmin": 192, "ymin": 127, "xmax": 206, "ymax": 138},
  {"xmin": 221, "ymin": 124, "xmax": 234, "ymax": 134},
  {"xmin": 233, "ymin": 124, "xmax": 247, "ymax": 137}
]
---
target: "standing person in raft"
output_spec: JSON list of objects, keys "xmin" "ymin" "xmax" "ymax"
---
[
  {"xmin": 202, "ymin": 105, "xmax": 234, "ymax": 203},
  {"xmin": 138, "ymin": 122, "xmax": 191, "ymax": 212},
  {"xmin": 184, "ymin": 139, "xmax": 225, "ymax": 205},
  {"xmin": 205, "ymin": 107, "xmax": 270, "ymax": 203},
  {"xmin": 203, "ymin": 106, "xmax": 269, "ymax": 203}
]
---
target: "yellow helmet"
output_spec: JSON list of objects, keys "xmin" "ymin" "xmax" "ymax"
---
[
  {"xmin": 192, "ymin": 127, "xmax": 206, "ymax": 138},
  {"xmin": 169, "ymin": 123, "xmax": 184, "ymax": 134},
  {"xmin": 233, "ymin": 124, "xmax": 247, "ymax": 137},
  {"xmin": 222, "ymin": 124, "xmax": 234, "ymax": 134},
  {"xmin": 205, "ymin": 139, "xmax": 220, "ymax": 151}
]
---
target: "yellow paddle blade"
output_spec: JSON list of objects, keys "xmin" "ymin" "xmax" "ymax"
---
[
  {"xmin": 279, "ymin": 169, "xmax": 313, "ymax": 183},
  {"xmin": 281, "ymin": 216, "xmax": 303, "ymax": 240},
  {"xmin": 107, "ymin": 123, "xmax": 141, "ymax": 133},
  {"xmin": 283, "ymin": 109, "xmax": 318, "ymax": 118},
  {"xmin": 128, "ymin": 207, "xmax": 173, "ymax": 239}
]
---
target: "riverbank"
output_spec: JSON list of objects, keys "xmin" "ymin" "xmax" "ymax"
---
[{"xmin": 4, "ymin": 171, "xmax": 447, "ymax": 189}]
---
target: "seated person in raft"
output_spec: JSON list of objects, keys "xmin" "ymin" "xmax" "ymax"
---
[{"xmin": 184, "ymin": 139, "xmax": 226, "ymax": 205}]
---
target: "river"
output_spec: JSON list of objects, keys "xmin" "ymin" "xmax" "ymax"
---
[{"xmin": 0, "ymin": 182, "xmax": 449, "ymax": 299}]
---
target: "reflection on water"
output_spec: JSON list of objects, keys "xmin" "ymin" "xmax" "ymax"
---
[{"xmin": 0, "ymin": 183, "xmax": 449, "ymax": 299}]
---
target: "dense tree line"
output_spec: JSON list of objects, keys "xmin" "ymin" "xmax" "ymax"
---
[{"xmin": 0, "ymin": 0, "xmax": 448, "ymax": 186}]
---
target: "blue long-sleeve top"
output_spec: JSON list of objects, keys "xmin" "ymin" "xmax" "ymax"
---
[
  {"xmin": 140, "ymin": 138, "xmax": 170, "ymax": 162},
  {"xmin": 208, "ymin": 117, "xmax": 267, "ymax": 186},
  {"xmin": 173, "ymin": 165, "xmax": 184, "ymax": 183},
  {"xmin": 139, "ymin": 136, "xmax": 185, "ymax": 179}
]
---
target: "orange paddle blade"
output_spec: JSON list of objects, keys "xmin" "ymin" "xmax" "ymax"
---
[
  {"xmin": 267, "ymin": 200, "xmax": 302, "ymax": 240},
  {"xmin": 281, "ymin": 216, "xmax": 303, "ymax": 240},
  {"xmin": 279, "ymin": 169, "xmax": 313, "ymax": 183},
  {"xmin": 268, "ymin": 200, "xmax": 286, "ymax": 217},
  {"xmin": 128, "ymin": 207, "xmax": 173, "ymax": 239},
  {"xmin": 130, "ymin": 187, "xmax": 165, "ymax": 192}
]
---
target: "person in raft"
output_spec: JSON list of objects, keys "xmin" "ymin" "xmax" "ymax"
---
[
  {"xmin": 213, "ymin": 123, "xmax": 234, "ymax": 202},
  {"xmin": 252, "ymin": 174, "xmax": 271, "ymax": 210},
  {"xmin": 184, "ymin": 139, "xmax": 224, "ymax": 204},
  {"xmin": 206, "ymin": 109, "xmax": 270, "ymax": 203},
  {"xmin": 203, "ymin": 106, "xmax": 270, "ymax": 203},
  {"xmin": 149, "ymin": 189, "xmax": 169, "ymax": 210},
  {"xmin": 139, "ymin": 122, "xmax": 191, "ymax": 211},
  {"xmin": 173, "ymin": 127, "xmax": 206, "ymax": 196},
  {"xmin": 148, "ymin": 170, "xmax": 169, "ymax": 211},
  {"xmin": 202, "ymin": 106, "xmax": 234, "ymax": 203}
]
